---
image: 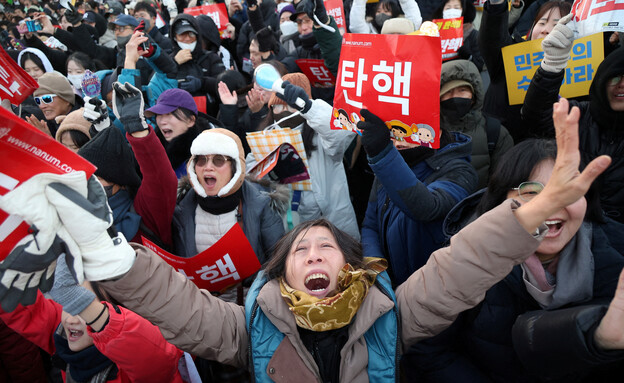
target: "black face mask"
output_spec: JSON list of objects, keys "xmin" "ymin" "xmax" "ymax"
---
[
  {"xmin": 374, "ymin": 13, "xmax": 391, "ymax": 30},
  {"xmin": 299, "ymin": 32, "xmax": 317, "ymax": 49},
  {"xmin": 273, "ymin": 111, "xmax": 306, "ymax": 129},
  {"xmin": 440, "ymin": 97, "xmax": 473, "ymax": 120}
]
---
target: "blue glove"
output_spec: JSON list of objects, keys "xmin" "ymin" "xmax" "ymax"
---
[
  {"xmin": 180, "ymin": 76, "xmax": 202, "ymax": 93},
  {"xmin": 276, "ymin": 81, "xmax": 312, "ymax": 113},
  {"xmin": 49, "ymin": 255, "xmax": 95, "ymax": 316}
]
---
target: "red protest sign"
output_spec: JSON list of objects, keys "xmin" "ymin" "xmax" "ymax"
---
[
  {"xmin": 0, "ymin": 107, "xmax": 96, "ymax": 262},
  {"xmin": 295, "ymin": 59, "xmax": 336, "ymax": 88},
  {"xmin": 433, "ymin": 17, "xmax": 464, "ymax": 61},
  {"xmin": 183, "ymin": 3, "xmax": 229, "ymax": 37},
  {"xmin": 324, "ymin": 0, "xmax": 346, "ymax": 34},
  {"xmin": 333, "ymin": 33, "xmax": 441, "ymax": 148},
  {"xmin": 142, "ymin": 223, "xmax": 261, "ymax": 292},
  {"xmin": 0, "ymin": 46, "xmax": 39, "ymax": 104}
]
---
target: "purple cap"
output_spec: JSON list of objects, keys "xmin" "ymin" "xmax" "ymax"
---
[{"xmin": 145, "ymin": 88, "xmax": 198, "ymax": 116}]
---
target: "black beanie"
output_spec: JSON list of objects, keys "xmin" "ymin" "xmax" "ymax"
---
[
  {"xmin": 78, "ymin": 128, "xmax": 141, "ymax": 187},
  {"xmin": 256, "ymin": 27, "xmax": 277, "ymax": 53}
]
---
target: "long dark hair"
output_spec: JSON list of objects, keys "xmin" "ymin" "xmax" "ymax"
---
[
  {"xmin": 528, "ymin": 0, "xmax": 572, "ymax": 40},
  {"xmin": 19, "ymin": 52, "xmax": 45, "ymax": 71},
  {"xmin": 263, "ymin": 219, "xmax": 365, "ymax": 281},
  {"xmin": 476, "ymin": 139, "xmax": 603, "ymax": 222}
]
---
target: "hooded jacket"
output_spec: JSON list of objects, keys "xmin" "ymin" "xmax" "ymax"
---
[
  {"xmin": 361, "ymin": 132, "xmax": 479, "ymax": 285},
  {"xmin": 440, "ymin": 59, "xmax": 514, "ymax": 188},
  {"xmin": 521, "ymin": 47, "xmax": 624, "ymax": 223},
  {"xmin": 170, "ymin": 14, "xmax": 226, "ymax": 98}
]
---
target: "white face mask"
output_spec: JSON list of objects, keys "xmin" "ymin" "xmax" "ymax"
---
[
  {"xmin": 280, "ymin": 20, "xmax": 298, "ymax": 36},
  {"xmin": 67, "ymin": 74, "xmax": 83, "ymax": 89},
  {"xmin": 443, "ymin": 8, "xmax": 463, "ymax": 19},
  {"xmin": 177, "ymin": 41, "xmax": 197, "ymax": 51}
]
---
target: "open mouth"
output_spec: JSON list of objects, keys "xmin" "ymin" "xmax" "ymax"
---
[
  {"xmin": 68, "ymin": 329, "xmax": 84, "ymax": 341},
  {"xmin": 544, "ymin": 220, "xmax": 563, "ymax": 237},
  {"xmin": 203, "ymin": 176, "xmax": 216, "ymax": 188},
  {"xmin": 161, "ymin": 128, "xmax": 173, "ymax": 137},
  {"xmin": 304, "ymin": 273, "xmax": 330, "ymax": 294}
]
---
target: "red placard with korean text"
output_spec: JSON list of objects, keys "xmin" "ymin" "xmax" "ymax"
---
[
  {"xmin": 333, "ymin": 33, "xmax": 441, "ymax": 148},
  {"xmin": 141, "ymin": 223, "xmax": 260, "ymax": 292},
  {"xmin": 433, "ymin": 17, "xmax": 464, "ymax": 61},
  {"xmin": 0, "ymin": 107, "xmax": 96, "ymax": 261},
  {"xmin": 0, "ymin": 46, "xmax": 38, "ymax": 104},
  {"xmin": 295, "ymin": 59, "xmax": 336, "ymax": 88},
  {"xmin": 183, "ymin": 3, "xmax": 229, "ymax": 36},
  {"xmin": 324, "ymin": 0, "xmax": 346, "ymax": 34}
]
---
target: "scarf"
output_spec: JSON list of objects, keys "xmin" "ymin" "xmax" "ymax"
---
[
  {"xmin": 197, "ymin": 188, "xmax": 242, "ymax": 215},
  {"xmin": 280, "ymin": 257, "xmax": 387, "ymax": 331},
  {"xmin": 521, "ymin": 222, "xmax": 594, "ymax": 309},
  {"xmin": 54, "ymin": 326, "xmax": 116, "ymax": 382},
  {"xmin": 108, "ymin": 189, "xmax": 141, "ymax": 241}
]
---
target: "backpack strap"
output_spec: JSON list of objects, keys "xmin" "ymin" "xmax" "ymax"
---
[{"xmin": 485, "ymin": 116, "xmax": 501, "ymax": 157}]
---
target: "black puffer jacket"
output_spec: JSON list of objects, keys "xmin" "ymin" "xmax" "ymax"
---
[
  {"xmin": 522, "ymin": 47, "xmax": 624, "ymax": 223},
  {"xmin": 170, "ymin": 14, "xmax": 226, "ymax": 100},
  {"xmin": 440, "ymin": 59, "xmax": 514, "ymax": 188}
]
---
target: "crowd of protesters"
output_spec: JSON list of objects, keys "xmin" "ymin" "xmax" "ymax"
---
[{"xmin": 0, "ymin": 0, "xmax": 623, "ymax": 381}]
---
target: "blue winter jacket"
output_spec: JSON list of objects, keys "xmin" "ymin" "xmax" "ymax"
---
[{"xmin": 361, "ymin": 132, "xmax": 478, "ymax": 285}]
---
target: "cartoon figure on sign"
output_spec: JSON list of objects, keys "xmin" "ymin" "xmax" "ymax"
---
[
  {"xmin": 416, "ymin": 124, "xmax": 435, "ymax": 148},
  {"xmin": 333, "ymin": 108, "xmax": 361, "ymax": 133},
  {"xmin": 386, "ymin": 120, "xmax": 412, "ymax": 142}
]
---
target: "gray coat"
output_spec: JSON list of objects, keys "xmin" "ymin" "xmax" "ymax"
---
[{"xmin": 172, "ymin": 180, "xmax": 284, "ymax": 264}]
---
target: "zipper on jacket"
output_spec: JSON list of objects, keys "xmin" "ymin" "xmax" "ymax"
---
[
  {"xmin": 376, "ymin": 280, "xmax": 402, "ymax": 383},
  {"xmin": 380, "ymin": 195, "xmax": 397, "ymax": 283},
  {"xmin": 247, "ymin": 302, "xmax": 260, "ymax": 380}
]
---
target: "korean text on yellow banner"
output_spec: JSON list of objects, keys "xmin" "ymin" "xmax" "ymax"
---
[
  {"xmin": 333, "ymin": 33, "xmax": 442, "ymax": 148},
  {"xmin": 141, "ymin": 223, "xmax": 260, "ymax": 293},
  {"xmin": 433, "ymin": 17, "xmax": 464, "ymax": 61},
  {"xmin": 502, "ymin": 32, "xmax": 604, "ymax": 105}
]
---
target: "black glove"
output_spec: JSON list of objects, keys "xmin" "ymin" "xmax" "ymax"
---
[
  {"xmin": 111, "ymin": 82, "xmax": 149, "ymax": 134},
  {"xmin": 276, "ymin": 80, "xmax": 312, "ymax": 113},
  {"xmin": 83, "ymin": 97, "xmax": 111, "ymax": 132},
  {"xmin": 357, "ymin": 109, "xmax": 391, "ymax": 157},
  {"xmin": 304, "ymin": 0, "xmax": 329, "ymax": 25},
  {"xmin": 247, "ymin": 0, "xmax": 258, "ymax": 8},
  {"xmin": 64, "ymin": 4, "xmax": 83, "ymax": 26},
  {"xmin": 180, "ymin": 75, "xmax": 202, "ymax": 93}
]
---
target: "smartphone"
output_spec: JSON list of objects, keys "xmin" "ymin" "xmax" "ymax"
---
[{"xmin": 26, "ymin": 20, "xmax": 42, "ymax": 32}]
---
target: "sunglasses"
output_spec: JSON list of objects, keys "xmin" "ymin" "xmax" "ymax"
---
[
  {"xmin": 511, "ymin": 181, "xmax": 544, "ymax": 202},
  {"xmin": 195, "ymin": 154, "xmax": 231, "ymax": 168},
  {"xmin": 608, "ymin": 75, "xmax": 623, "ymax": 86},
  {"xmin": 34, "ymin": 94, "xmax": 57, "ymax": 105}
]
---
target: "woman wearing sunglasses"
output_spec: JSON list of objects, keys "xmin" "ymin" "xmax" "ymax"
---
[
  {"xmin": 28, "ymin": 72, "xmax": 84, "ymax": 138},
  {"xmin": 173, "ymin": 128, "xmax": 286, "ymax": 299},
  {"xmin": 408, "ymin": 135, "xmax": 624, "ymax": 382}
]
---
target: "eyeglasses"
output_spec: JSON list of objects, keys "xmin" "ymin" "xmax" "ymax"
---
[
  {"xmin": 195, "ymin": 154, "xmax": 231, "ymax": 168},
  {"xmin": 113, "ymin": 25, "xmax": 133, "ymax": 33},
  {"xmin": 295, "ymin": 16, "xmax": 312, "ymax": 25},
  {"xmin": 34, "ymin": 94, "xmax": 57, "ymax": 105},
  {"xmin": 608, "ymin": 75, "xmax": 623, "ymax": 86},
  {"xmin": 511, "ymin": 181, "xmax": 544, "ymax": 202}
]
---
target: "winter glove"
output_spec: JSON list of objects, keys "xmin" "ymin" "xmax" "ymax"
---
[
  {"xmin": 357, "ymin": 109, "xmax": 391, "ymax": 158},
  {"xmin": 304, "ymin": 0, "xmax": 329, "ymax": 25},
  {"xmin": 0, "ymin": 172, "xmax": 87, "ymax": 312},
  {"xmin": 64, "ymin": 4, "xmax": 83, "ymax": 26},
  {"xmin": 45, "ymin": 176, "xmax": 136, "ymax": 281},
  {"xmin": 247, "ymin": 0, "xmax": 258, "ymax": 8},
  {"xmin": 276, "ymin": 80, "xmax": 313, "ymax": 113},
  {"xmin": 49, "ymin": 255, "xmax": 95, "ymax": 315},
  {"xmin": 111, "ymin": 82, "xmax": 149, "ymax": 134},
  {"xmin": 540, "ymin": 13, "xmax": 575, "ymax": 73},
  {"xmin": 179, "ymin": 75, "xmax": 202, "ymax": 93},
  {"xmin": 83, "ymin": 97, "xmax": 111, "ymax": 132}
]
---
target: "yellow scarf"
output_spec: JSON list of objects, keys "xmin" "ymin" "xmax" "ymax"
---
[{"xmin": 279, "ymin": 257, "xmax": 387, "ymax": 331}]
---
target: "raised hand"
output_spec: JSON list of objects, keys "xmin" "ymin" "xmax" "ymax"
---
[
  {"xmin": 594, "ymin": 267, "xmax": 624, "ymax": 350},
  {"xmin": 218, "ymin": 81, "xmax": 238, "ymax": 105},
  {"xmin": 112, "ymin": 82, "xmax": 149, "ymax": 135}
]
